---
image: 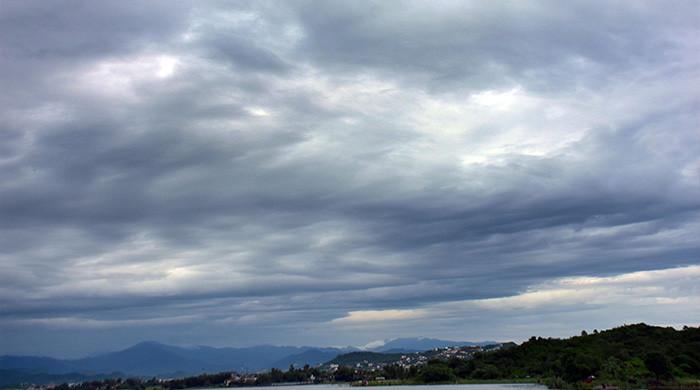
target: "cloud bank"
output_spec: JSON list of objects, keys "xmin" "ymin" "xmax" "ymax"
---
[{"xmin": 0, "ymin": 0, "xmax": 699, "ymax": 357}]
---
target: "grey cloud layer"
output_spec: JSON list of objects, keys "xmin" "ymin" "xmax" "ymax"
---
[{"xmin": 1, "ymin": 0, "xmax": 699, "ymax": 356}]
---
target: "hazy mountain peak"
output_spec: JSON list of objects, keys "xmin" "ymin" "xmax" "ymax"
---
[
  {"xmin": 129, "ymin": 341, "xmax": 168, "ymax": 349},
  {"xmin": 369, "ymin": 337, "xmax": 500, "ymax": 352}
]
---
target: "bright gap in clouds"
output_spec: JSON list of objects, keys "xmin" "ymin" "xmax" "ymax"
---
[
  {"xmin": 470, "ymin": 87, "xmax": 523, "ymax": 111},
  {"xmin": 155, "ymin": 56, "xmax": 179, "ymax": 78},
  {"xmin": 78, "ymin": 54, "xmax": 180, "ymax": 98},
  {"xmin": 329, "ymin": 266, "xmax": 700, "ymax": 335},
  {"xmin": 331, "ymin": 309, "xmax": 428, "ymax": 324}
]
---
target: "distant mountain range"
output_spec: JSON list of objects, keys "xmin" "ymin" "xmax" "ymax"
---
[
  {"xmin": 0, "ymin": 337, "xmax": 499, "ymax": 385},
  {"xmin": 0, "ymin": 342, "xmax": 351, "ymax": 379},
  {"xmin": 370, "ymin": 337, "xmax": 499, "ymax": 353}
]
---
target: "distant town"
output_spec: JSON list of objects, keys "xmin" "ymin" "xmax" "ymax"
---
[{"xmin": 325, "ymin": 343, "xmax": 512, "ymax": 372}]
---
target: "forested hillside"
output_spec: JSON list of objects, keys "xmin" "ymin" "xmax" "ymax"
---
[{"xmin": 418, "ymin": 323, "xmax": 700, "ymax": 385}]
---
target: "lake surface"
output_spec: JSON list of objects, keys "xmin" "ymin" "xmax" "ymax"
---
[{"xmin": 200, "ymin": 385, "xmax": 548, "ymax": 390}]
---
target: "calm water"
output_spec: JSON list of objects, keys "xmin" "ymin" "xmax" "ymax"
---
[{"xmin": 200, "ymin": 385, "xmax": 548, "ymax": 390}]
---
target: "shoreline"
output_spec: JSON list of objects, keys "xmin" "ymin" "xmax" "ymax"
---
[{"xmin": 350, "ymin": 379, "xmax": 542, "ymax": 387}]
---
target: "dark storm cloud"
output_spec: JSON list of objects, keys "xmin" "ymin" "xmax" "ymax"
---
[
  {"xmin": 0, "ymin": 2, "xmax": 187, "ymax": 56},
  {"xmin": 293, "ymin": 0, "xmax": 699, "ymax": 91},
  {"xmin": 0, "ymin": 0, "xmax": 699, "ymax": 356}
]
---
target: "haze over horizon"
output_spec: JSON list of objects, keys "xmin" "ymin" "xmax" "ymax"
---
[
  {"xmin": 1, "ymin": 1, "xmax": 699, "ymax": 359},
  {"xmin": 3, "ymin": 336, "xmax": 502, "ymax": 360}
]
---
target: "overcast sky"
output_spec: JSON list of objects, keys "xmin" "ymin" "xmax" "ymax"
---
[{"xmin": 1, "ymin": 0, "xmax": 699, "ymax": 358}]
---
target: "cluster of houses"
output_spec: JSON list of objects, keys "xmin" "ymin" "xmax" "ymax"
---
[
  {"xmin": 24, "ymin": 385, "xmax": 57, "ymax": 390},
  {"xmin": 396, "ymin": 353, "xmax": 430, "ymax": 368},
  {"xmin": 327, "ymin": 360, "xmax": 392, "ymax": 371},
  {"xmin": 397, "ymin": 344, "xmax": 504, "ymax": 368},
  {"xmin": 430, "ymin": 344, "xmax": 503, "ymax": 361},
  {"xmin": 327, "ymin": 343, "xmax": 506, "ymax": 372},
  {"xmin": 222, "ymin": 373, "xmax": 259, "ymax": 386}
]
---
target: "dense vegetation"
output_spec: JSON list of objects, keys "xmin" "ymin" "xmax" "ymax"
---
[
  {"xmin": 462, "ymin": 324, "xmax": 699, "ymax": 382},
  {"xmin": 45, "ymin": 365, "xmax": 324, "ymax": 390},
  {"xmin": 403, "ymin": 323, "xmax": 700, "ymax": 387},
  {"xmin": 322, "ymin": 324, "xmax": 700, "ymax": 387}
]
